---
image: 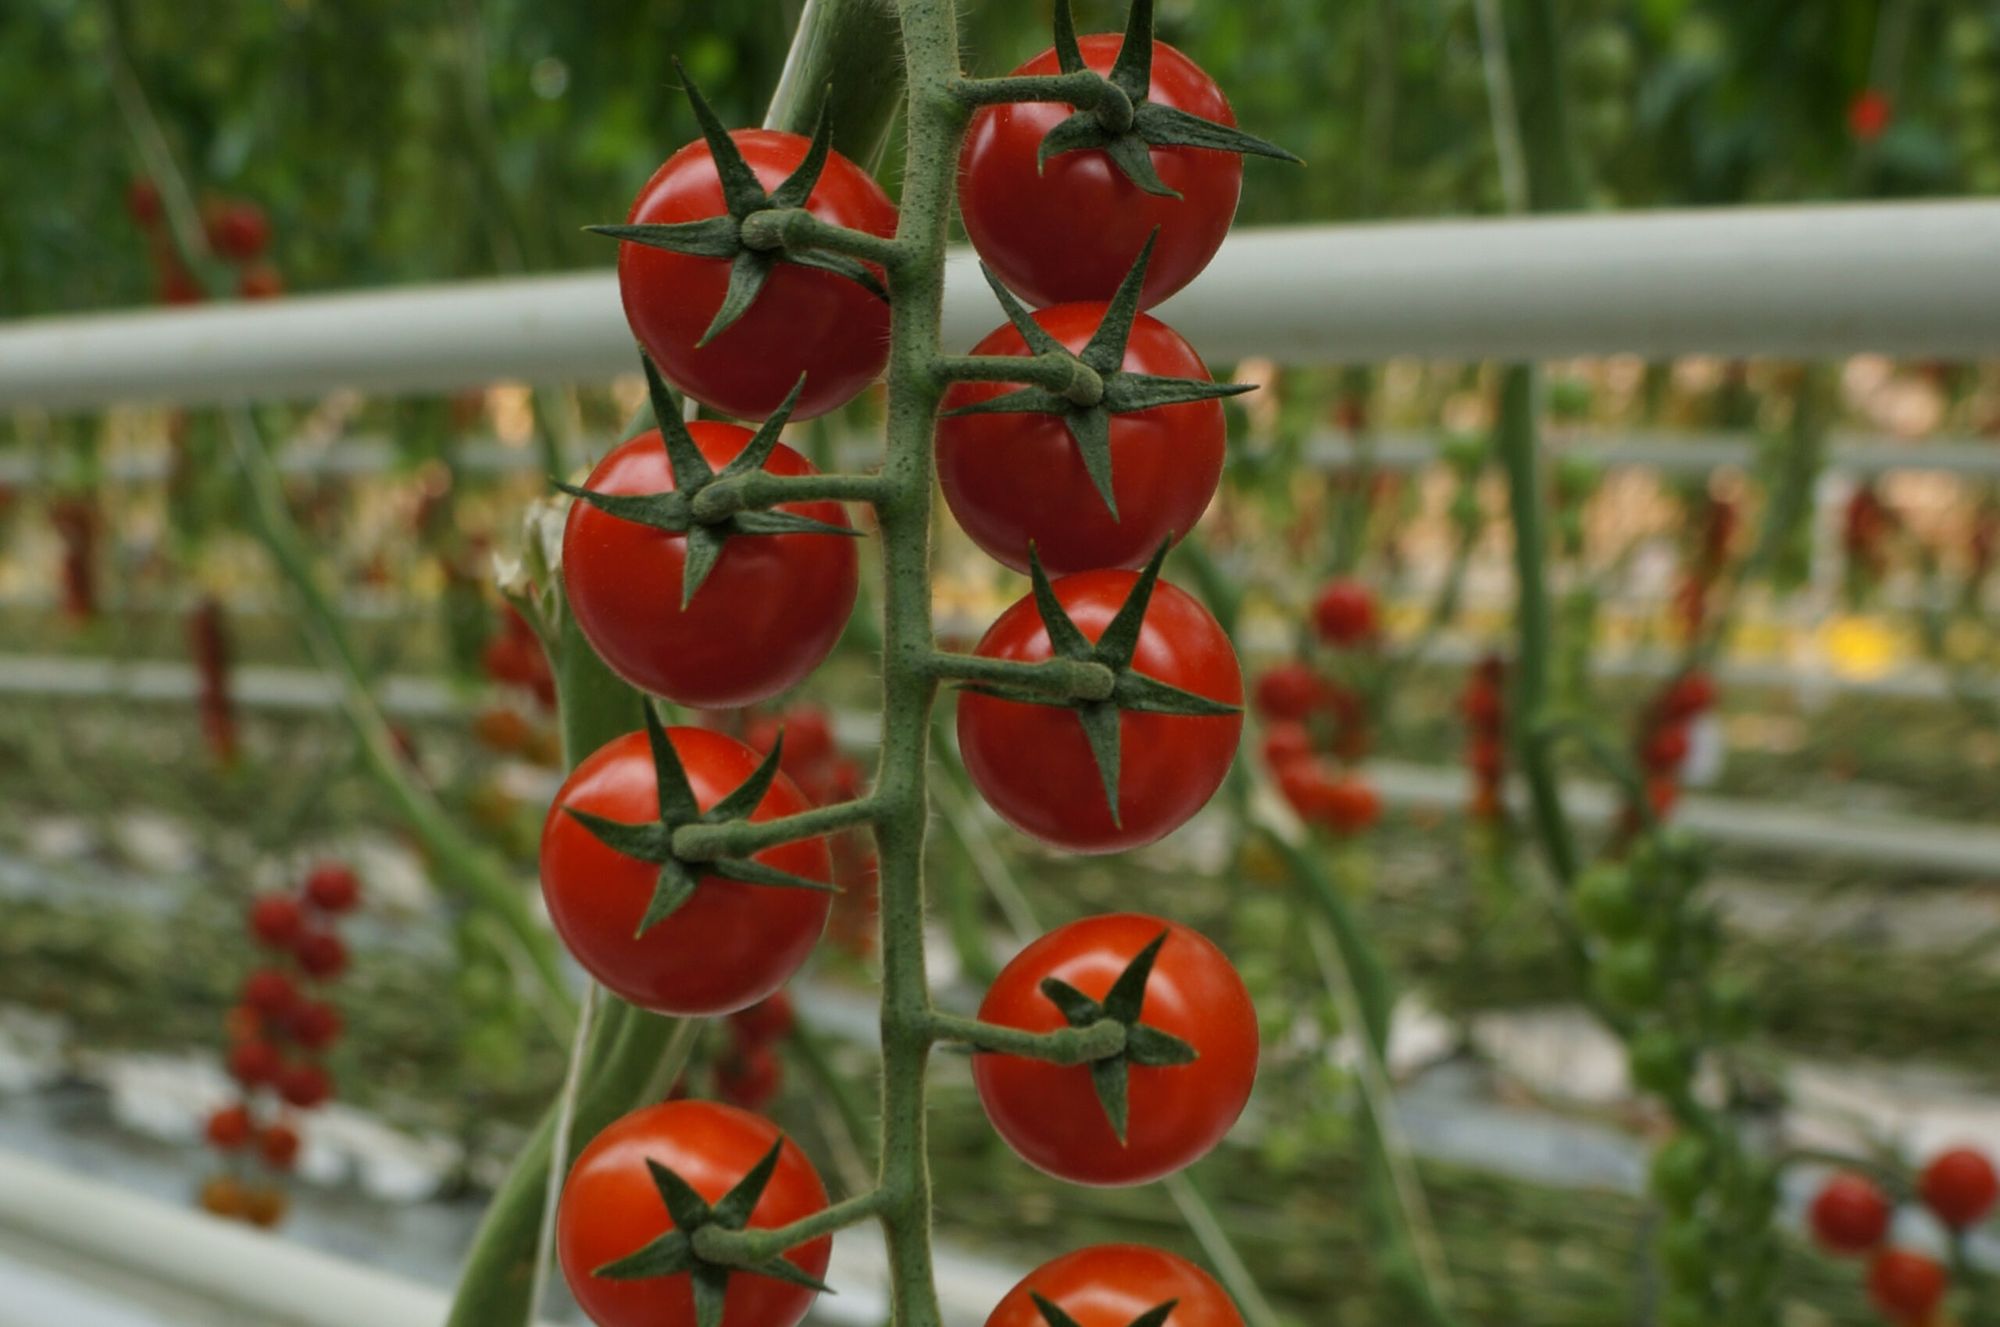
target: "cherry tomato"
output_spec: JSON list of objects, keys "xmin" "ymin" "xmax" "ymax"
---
[
  {"xmin": 294, "ymin": 930, "xmax": 349, "ymax": 980},
  {"xmin": 960, "ymin": 36, "xmax": 1242, "ymax": 309},
  {"xmin": 1311, "ymin": 579, "xmax": 1377, "ymax": 645},
  {"xmin": 228, "ymin": 1040, "xmax": 282, "ymax": 1088},
  {"xmin": 956, "ymin": 571, "xmax": 1241, "ymax": 854},
  {"xmin": 287, "ymin": 999, "xmax": 344, "ymax": 1051},
  {"xmin": 198, "ymin": 1174, "xmax": 249, "ymax": 1219},
  {"xmin": 258, "ymin": 1123, "xmax": 300, "ymax": 1170},
  {"xmin": 730, "ymin": 990, "xmax": 796, "ymax": 1046},
  {"xmin": 1461, "ymin": 680, "xmax": 1503, "ymax": 729},
  {"xmin": 1251, "ymin": 663, "xmax": 1320, "ymax": 722},
  {"xmin": 1659, "ymin": 671, "xmax": 1716, "ymax": 721},
  {"xmin": 985, "ymin": 1243, "xmax": 1244, "ymax": 1327},
  {"xmin": 1808, "ymin": 1173, "xmax": 1891, "ymax": 1255},
  {"xmin": 248, "ymin": 895, "xmax": 303, "ymax": 949},
  {"xmin": 563, "ymin": 425, "xmax": 858, "ymax": 709},
  {"xmin": 204, "ymin": 200, "xmax": 270, "ymax": 261},
  {"xmin": 717, "ymin": 1044, "xmax": 782, "ymax": 1111},
  {"xmin": 541, "ymin": 727, "xmax": 832, "ymax": 1015},
  {"xmin": 1258, "ymin": 722, "xmax": 1313, "ymax": 771},
  {"xmin": 1867, "ymin": 1248, "xmax": 1946, "ymax": 1322},
  {"xmin": 558, "ymin": 1101, "xmax": 830, "ymax": 1327},
  {"xmin": 127, "ymin": 178, "xmax": 163, "ymax": 227},
  {"xmin": 205, "ymin": 1104, "xmax": 253, "ymax": 1150},
  {"xmin": 1643, "ymin": 724, "xmax": 1690, "ymax": 772},
  {"xmin": 617, "ymin": 132, "xmax": 896, "ymax": 421},
  {"xmin": 242, "ymin": 969, "xmax": 299, "ymax": 1019},
  {"xmin": 242, "ymin": 1186, "xmax": 289, "ymax": 1228},
  {"xmin": 304, "ymin": 863, "xmax": 361, "ymax": 913},
  {"xmin": 278, "ymin": 1062, "xmax": 333, "ymax": 1109},
  {"xmin": 238, "ymin": 264, "xmax": 284, "ymax": 299},
  {"xmin": 972, "ymin": 914, "xmax": 1258, "ymax": 1186},
  {"xmin": 1920, "ymin": 1147, "xmax": 1998, "ymax": 1229},
  {"xmin": 1277, "ymin": 761, "xmax": 1380, "ymax": 834},
  {"xmin": 936, "ymin": 304, "xmax": 1225, "ymax": 575}
]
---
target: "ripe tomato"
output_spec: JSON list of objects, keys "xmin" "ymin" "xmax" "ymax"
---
[
  {"xmin": 204, "ymin": 200, "xmax": 270, "ymax": 261},
  {"xmin": 961, "ymin": 36, "xmax": 1241, "ymax": 309},
  {"xmin": 972, "ymin": 914, "xmax": 1257, "ymax": 1186},
  {"xmin": 936, "ymin": 304, "xmax": 1225, "ymax": 574},
  {"xmin": 1311, "ymin": 579, "xmax": 1377, "ymax": 646},
  {"xmin": 985, "ymin": 1243, "xmax": 1244, "ymax": 1327},
  {"xmin": 1251, "ymin": 663, "xmax": 1320, "ymax": 722},
  {"xmin": 242, "ymin": 969, "xmax": 299, "ymax": 1019},
  {"xmin": 278, "ymin": 1063, "xmax": 333, "ymax": 1109},
  {"xmin": 616, "ymin": 132, "xmax": 896, "ymax": 421},
  {"xmin": 127, "ymin": 178, "xmax": 163, "ymax": 227},
  {"xmin": 730, "ymin": 990, "xmax": 796, "ymax": 1045},
  {"xmin": 258, "ymin": 1124, "xmax": 300, "ymax": 1170},
  {"xmin": 1277, "ymin": 761, "xmax": 1380, "ymax": 834},
  {"xmin": 956, "ymin": 570, "xmax": 1241, "ymax": 854},
  {"xmin": 1867, "ymin": 1248, "xmax": 1946, "ymax": 1321},
  {"xmin": 228, "ymin": 1040, "xmax": 282, "ymax": 1088},
  {"xmin": 1643, "ymin": 724, "xmax": 1690, "ymax": 772},
  {"xmin": 541, "ymin": 727, "xmax": 832, "ymax": 1015},
  {"xmin": 558, "ymin": 1101, "xmax": 830, "ymax": 1327},
  {"xmin": 294, "ymin": 930, "xmax": 349, "ymax": 980},
  {"xmin": 287, "ymin": 999, "xmax": 344, "ymax": 1051},
  {"xmin": 1258, "ymin": 722, "xmax": 1313, "ymax": 771},
  {"xmin": 205, "ymin": 1104, "xmax": 253, "ymax": 1150},
  {"xmin": 563, "ymin": 425, "xmax": 858, "ymax": 709},
  {"xmin": 248, "ymin": 895, "xmax": 303, "ymax": 948},
  {"xmin": 304, "ymin": 863, "xmax": 360, "ymax": 913},
  {"xmin": 1919, "ymin": 1147, "xmax": 1998, "ymax": 1229},
  {"xmin": 238, "ymin": 264, "xmax": 284, "ymax": 299},
  {"xmin": 717, "ymin": 1043, "xmax": 781, "ymax": 1111},
  {"xmin": 1808, "ymin": 1173, "xmax": 1891, "ymax": 1255},
  {"xmin": 1659, "ymin": 671, "xmax": 1716, "ymax": 720}
]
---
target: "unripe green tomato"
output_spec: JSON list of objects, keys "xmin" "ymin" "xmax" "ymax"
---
[
  {"xmin": 1654, "ymin": 827, "xmax": 1707, "ymax": 879},
  {"xmin": 1574, "ymin": 865, "xmax": 1644, "ymax": 939},
  {"xmin": 1449, "ymin": 487, "xmax": 1481, "ymax": 530},
  {"xmin": 1629, "ymin": 1027, "xmax": 1688, "ymax": 1095},
  {"xmin": 1595, "ymin": 938, "xmax": 1663, "ymax": 1010},
  {"xmin": 1549, "ymin": 381, "xmax": 1595, "ymax": 426},
  {"xmin": 1658, "ymin": 1219, "xmax": 1710, "ymax": 1286},
  {"xmin": 1650, "ymin": 1134, "xmax": 1710, "ymax": 1215},
  {"xmin": 1704, "ymin": 973, "xmax": 1755, "ymax": 1041}
]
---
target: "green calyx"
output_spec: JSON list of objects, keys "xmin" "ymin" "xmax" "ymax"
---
[
  {"xmin": 1035, "ymin": 0, "xmax": 1300, "ymax": 197},
  {"xmin": 1035, "ymin": 929, "xmax": 1197, "ymax": 1142},
  {"xmin": 947, "ymin": 235, "xmax": 1253, "ymax": 521},
  {"xmin": 587, "ymin": 61, "xmax": 885, "ymax": 346},
  {"xmin": 563, "ymin": 702, "xmax": 836, "ymax": 938},
  {"xmin": 959, "ymin": 540, "xmax": 1240, "ymax": 825},
  {"xmin": 593, "ymin": 1138, "xmax": 831, "ymax": 1327},
  {"xmin": 1032, "ymin": 1290, "xmax": 1181, "ymax": 1327},
  {"xmin": 557, "ymin": 355, "xmax": 858, "ymax": 608}
]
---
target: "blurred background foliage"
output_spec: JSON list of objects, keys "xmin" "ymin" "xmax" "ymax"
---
[{"xmin": 4, "ymin": 0, "xmax": 1997, "ymax": 318}]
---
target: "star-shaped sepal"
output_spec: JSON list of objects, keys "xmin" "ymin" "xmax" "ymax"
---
[
  {"xmin": 588, "ymin": 61, "xmax": 886, "ymax": 345},
  {"xmin": 944, "ymin": 235, "xmax": 1254, "ymax": 520},
  {"xmin": 1036, "ymin": 929, "xmax": 1197, "ymax": 1142},
  {"xmin": 562, "ymin": 702, "xmax": 836, "ymax": 937},
  {"xmin": 959, "ymin": 540, "xmax": 1241, "ymax": 825},
  {"xmin": 1032, "ymin": 1291, "xmax": 1182, "ymax": 1327},
  {"xmin": 593, "ymin": 1138, "xmax": 833, "ymax": 1327},
  {"xmin": 1034, "ymin": 0, "xmax": 1300, "ymax": 197},
  {"xmin": 556, "ymin": 355, "xmax": 859, "ymax": 607}
]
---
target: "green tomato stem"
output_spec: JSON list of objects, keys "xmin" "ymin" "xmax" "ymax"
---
[
  {"xmin": 927, "ymin": 1012, "xmax": 1128, "ymax": 1063},
  {"xmin": 925, "ymin": 652, "xmax": 1118, "ymax": 701},
  {"xmin": 688, "ymin": 1188, "xmax": 890, "ymax": 1266},
  {"xmin": 738, "ymin": 207, "xmax": 910, "ymax": 270},
  {"xmin": 934, "ymin": 351, "xmax": 1106, "ymax": 406},
  {"xmin": 688, "ymin": 469, "xmax": 892, "ymax": 520},
  {"xmin": 670, "ymin": 796, "xmax": 884, "ymax": 860},
  {"xmin": 949, "ymin": 70, "xmax": 1115, "ymax": 109}
]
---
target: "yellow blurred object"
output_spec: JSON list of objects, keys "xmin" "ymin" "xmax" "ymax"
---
[{"xmin": 1819, "ymin": 615, "xmax": 1901, "ymax": 679}]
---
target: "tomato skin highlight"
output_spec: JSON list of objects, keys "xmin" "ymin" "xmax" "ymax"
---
[
  {"xmin": 937, "ymin": 304, "xmax": 1225, "ymax": 575},
  {"xmin": 960, "ymin": 35, "xmax": 1242, "ymax": 309},
  {"xmin": 973, "ymin": 914, "xmax": 1257, "ymax": 1187},
  {"xmin": 616, "ymin": 131, "xmax": 896, "ymax": 421},
  {"xmin": 540, "ymin": 727, "xmax": 833, "ymax": 1016},
  {"xmin": 1808, "ymin": 1172, "xmax": 1892, "ymax": 1255},
  {"xmin": 562, "ymin": 425, "xmax": 859, "ymax": 709},
  {"xmin": 985, "ymin": 1242, "xmax": 1245, "ymax": 1327},
  {"xmin": 956, "ymin": 570, "xmax": 1240, "ymax": 854},
  {"xmin": 558, "ymin": 1101, "xmax": 830, "ymax": 1327}
]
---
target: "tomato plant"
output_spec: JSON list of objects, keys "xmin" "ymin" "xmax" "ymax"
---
[
  {"xmin": 972, "ymin": 914, "xmax": 1257, "ymax": 1187},
  {"xmin": 985, "ymin": 1243, "xmax": 1244, "ymax": 1326}
]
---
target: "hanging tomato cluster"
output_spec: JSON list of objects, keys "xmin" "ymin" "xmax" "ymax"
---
[
  {"xmin": 126, "ymin": 179, "xmax": 283, "ymax": 303},
  {"xmin": 1673, "ymin": 490, "xmax": 1738, "ymax": 638},
  {"xmin": 188, "ymin": 594, "xmax": 238, "ymax": 766},
  {"xmin": 1460, "ymin": 653, "xmax": 1508, "ymax": 824},
  {"xmin": 1250, "ymin": 578, "xmax": 1380, "ymax": 836},
  {"xmin": 540, "ymin": 2, "xmax": 1291, "ymax": 1322},
  {"xmin": 1628, "ymin": 669, "xmax": 1716, "ymax": 826},
  {"xmin": 1808, "ymin": 1147, "xmax": 1997, "ymax": 1324},
  {"xmin": 200, "ymin": 861, "xmax": 360, "ymax": 1228}
]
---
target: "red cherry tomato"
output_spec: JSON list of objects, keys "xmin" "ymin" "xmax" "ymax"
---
[
  {"xmin": 717, "ymin": 1043, "xmax": 782, "ymax": 1111},
  {"xmin": 127, "ymin": 178, "xmax": 164, "ymax": 227},
  {"xmin": 729, "ymin": 990, "xmax": 796, "ymax": 1046},
  {"xmin": 960, "ymin": 35, "xmax": 1242, "ymax": 309},
  {"xmin": 985, "ymin": 1243, "xmax": 1244, "ymax": 1327},
  {"xmin": 287, "ymin": 999, "xmax": 344, "ymax": 1052},
  {"xmin": 1808, "ymin": 1173, "xmax": 1891, "ymax": 1255},
  {"xmin": 248, "ymin": 895, "xmax": 303, "ymax": 949},
  {"xmin": 956, "ymin": 571, "xmax": 1241, "ymax": 854},
  {"xmin": 616, "ymin": 132, "xmax": 896, "ymax": 421},
  {"xmin": 258, "ymin": 1124, "xmax": 301, "ymax": 1170},
  {"xmin": 293, "ymin": 930, "xmax": 349, "ymax": 980},
  {"xmin": 1643, "ymin": 724, "xmax": 1690, "ymax": 772},
  {"xmin": 1461, "ymin": 680, "xmax": 1503, "ymax": 729},
  {"xmin": 238, "ymin": 264, "xmax": 284, "ymax": 299},
  {"xmin": 205, "ymin": 1104, "xmax": 253, "ymax": 1150},
  {"xmin": 242, "ymin": 969, "xmax": 299, "ymax": 1019},
  {"xmin": 1258, "ymin": 722, "xmax": 1313, "ymax": 771},
  {"xmin": 277, "ymin": 1062, "xmax": 333, "ymax": 1110},
  {"xmin": 204, "ymin": 200, "xmax": 270, "ymax": 261},
  {"xmin": 562, "ymin": 425, "xmax": 858, "ymax": 709},
  {"xmin": 558, "ymin": 1101, "xmax": 830, "ymax": 1327},
  {"xmin": 936, "ymin": 304, "xmax": 1225, "ymax": 575},
  {"xmin": 1311, "ymin": 578, "xmax": 1377, "ymax": 646},
  {"xmin": 972, "ymin": 914, "xmax": 1258, "ymax": 1186},
  {"xmin": 1659, "ymin": 671, "xmax": 1717, "ymax": 721},
  {"xmin": 1251, "ymin": 663, "xmax": 1320, "ymax": 722},
  {"xmin": 1920, "ymin": 1147, "xmax": 1999, "ymax": 1229},
  {"xmin": 228, "ymin": 1040, "xmax": 282, "ymax": 1088},
  {"xmin": 304, "ymin": 863, "xmax": 360, "ymax": 913},
  {"xmin": 540, "ymin": 727, "xmax": 832, "ymax": 1015},
  {"xmin": 1867, "ymin": 1248, "xmax": 1946, "ymax": 1322}
]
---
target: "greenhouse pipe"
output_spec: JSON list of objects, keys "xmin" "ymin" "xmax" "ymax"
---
[{"xmin": 2, "ymin": 201, "xmax": 1999, "ymax": 411}]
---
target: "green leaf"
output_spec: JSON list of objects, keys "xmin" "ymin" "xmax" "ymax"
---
[
  {"xmin": 1038, "ymin": 976, "xmax": 1106, "ymax": 1028},
  {"xmin": 636, "ymin": 859, "xmax": 702, "ymax": 936},
  {"xmin": 691, "ymin": 1261, "xmax": 730, "ymax": 1327},
  {"xmin": 562, "ymin": 807, "xmax": 674, "ymax": 864},
  {"xmin": 586, "ymin": 217, "xmax": 741, "ymax": 260},
  {"xmin": 1101, "ymin": 373, "xmax": 1257, "ymax": 414},
  {"xmin": 1101, "ymin": 929, "xmax": 1169, "ymax": 1023},
  {"xmin": 1089, "ymin": 1053, "xmax": 1131, "ymax": 1142},
  {"xmin": 648, "ymin": 1155, "xmax": 713, "ymax": 1232},
  {"xmin": 1027, "ymin": 546, "xmax": 1095, "ymax": 661},
  {"xmin": 1090, "ymin": 539, "xmax": 1170, "ymax": 670},
  {"xmin": 718, "ymin": 377, "xmax": 807, "ymax": 479},
  {"xmin": 767, "ymin": 103, "xmax": 832, "ymax": 211},
  {"xmin": 1037, "ymin": 112, "xmax": 1114, "ymax": 173},
  {"xmin": 554, "ymin": 482, "xmax": 694, "ymax": 534},
  {"xmin": 978, "ymin": 264, "xmax": 1067, "ymax": 357},
  {"xmin": 729, "ymin": 510, "xmax": 865, "ymax": 539},
  {"xmin": 676, "ymin": 57, "xmax": 768, "ymax": 217},
  {"xmin": 705, "ymin": 736, "xmax": 785, "ymax": 824},
  {"xmin": 1061, "ymin": 406, "xmax": 1119, "ymax": 520},
  {"xmin": 697, "ymin": 249, "xmax": 777, "ymax": 347},
  {"xmin": 681, "ymin": 525, "xmax": 729, "ymax": 607},
  {"xmin": 644, "ymin": 355, "xmax": 714, "ymax": 487},
  {"xmin": 1134, "ymin": 102, "xmax": 1304, "ymax": 163},
  {"xmin": 1101, "ymin": 131, "xmax": 1178, "ymax": 198},
  {"xmin": 1113, "ymin": 671, "xmax": 1242, "ymax": 718},
  {"xmin": 710, "ymin": 1139, "xmax": 783, "ymax": 1228},
  {"xmin": 1031, "ymin": 1292, "xmax": 1087, "ymax": 1327},
  {"xmin": 645, "ymin": 701, "xmax": 703, "ymax": 824},
  {"xmin": 1080, "ymin": 232, "xmax": 1156, "ymax": 373},
  {"xmin": 784, "ymin": 247, "xmax": 890, "ymax": 302},
  {"xmin": 1075, "ymin": 701, "xmax": 1124, "ymax": 826},
  {"xmin": 1108, "ymin": 0, "xmax": 1156, "ymax": 102},
  {"xmin": 709, "ymin": 857, "xmax": 839, "ymax": 893},
  {"xmin": 593, "ymin": 1228, "xmax": 695, "ymax": 1280},
  {"xmin": 1124, "ymin": 1022, "xmax": 1198, "ymax": 1066},
  {"xmin": 1050, "ymin": 0, "xmax": 1086, "ymax": 76}
]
